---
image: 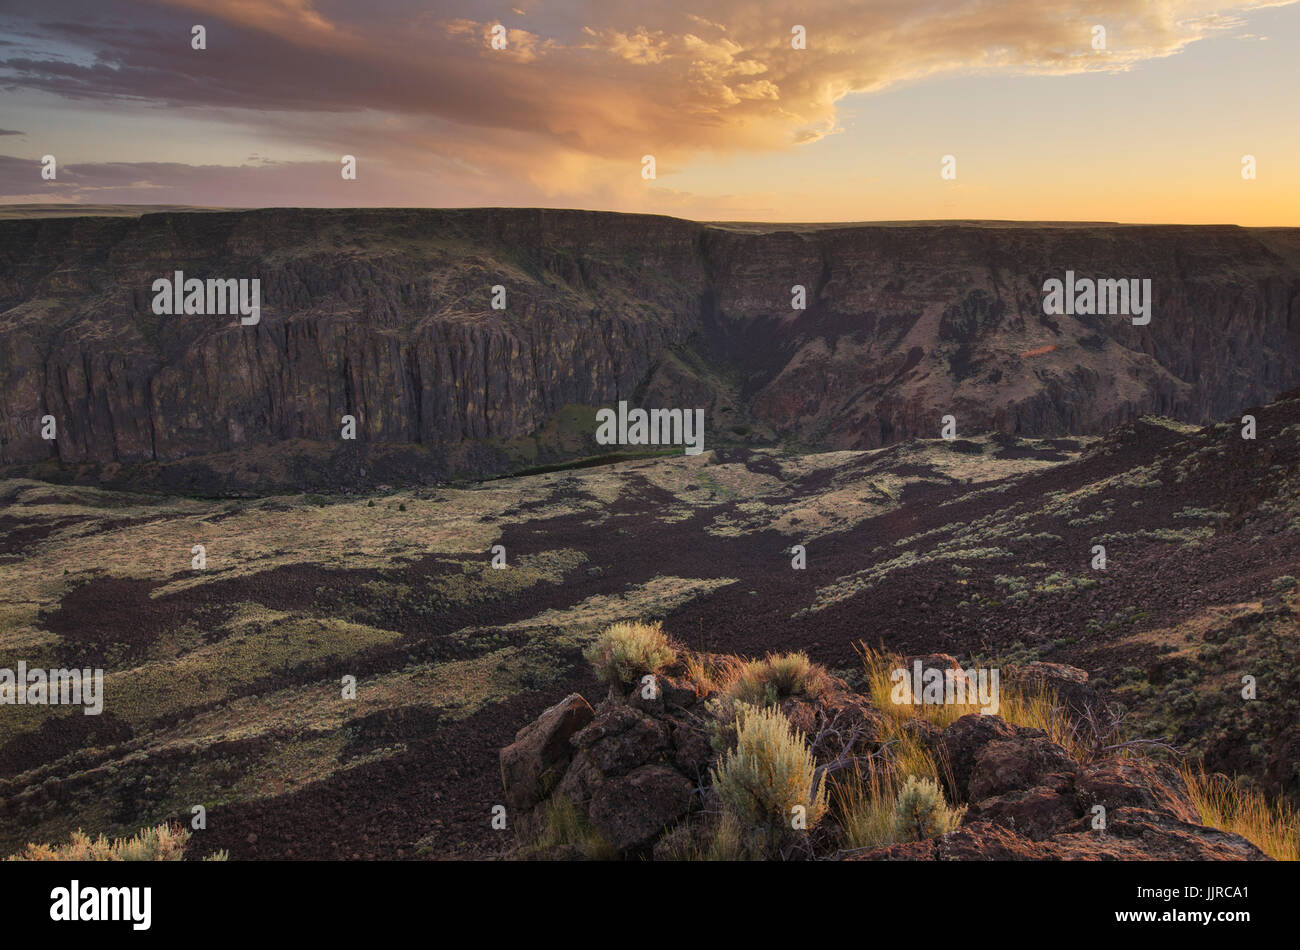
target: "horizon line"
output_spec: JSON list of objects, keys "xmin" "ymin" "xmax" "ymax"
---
[{"xmin": 0, "ymin": 203, "xmax": 1291, "ymax": 229}]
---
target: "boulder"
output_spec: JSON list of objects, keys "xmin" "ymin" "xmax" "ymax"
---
[
  {"xmin": 553, "ymin": 748, "xmax": 604, "ymax": 807},
  {"xmin": 671, "ymin": 724, "xmax": 714, "ymax": 776},
  {"xmin": 588, "ymin": 765, "xmax": 693, "ymax": 853},
  {"xmin": 1073, "ymin": 757, "xmax": 1200, "ymax": 825},
  {"xmin": 1007, "ymin": 661, "xmax": 1108, "ymax": 722},
  {"xmin": 967, "ymin": 735, "xmax": 1079, "ymax": 801},
  {"xmin": 937, "ymin": 714, "xmax": 1019, "ymax": 802},
  {"xmin": 573, "ymin": 705, "xmax": 672, "ymax": 776},
  {"xmin": 964, "ymin": 786, "xmax": 1081, "ymax": 840},
  {"xmin": 628, "ymin": 673, "xmax": 702, "ymax": 713},
  {"xmin": 499, "ymin": 693, "xmax": 594, "ymax": 816}
]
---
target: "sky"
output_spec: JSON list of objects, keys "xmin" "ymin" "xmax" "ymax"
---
[{"xmin": 0, "ymin": 0, "xmax": 1297, "ymax": 224}]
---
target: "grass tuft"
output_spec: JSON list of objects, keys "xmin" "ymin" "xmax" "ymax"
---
[
  {"xmin": 727, "ymin": 651, "xmax": 831, "ymax": 706},
  {"xmin": 1181, "ymin": 768, "xmax": 1300, "ymax": 861}
]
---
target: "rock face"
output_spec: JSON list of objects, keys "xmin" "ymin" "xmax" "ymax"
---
[{"xmin": 2, "ymin": 210, "xmax": 1299, "ymax": 490}]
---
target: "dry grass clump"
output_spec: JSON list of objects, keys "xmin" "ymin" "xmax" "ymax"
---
[
  {"xmin": 529, "ymin": 797, "xmax": 617, "ymax": 860},
  {"xmin": 1181, "ymin": 768, "xmax": 1300, "ymax": 861},
  {"xmin": 858, "ymin": 643, "xmax": 1084, "ymax": 758},
  {"xmin": 680, "ymin": 650, "xmax": 745, "ymax": 696},
  {"xmin": 859, "ymin": 644, "xmax": 986, "ymax": 729},
  {"xmin": 832, "ymin": 732, "xmax": 958, "ymax": 852},
  {"xmin": 727, "ymin": 651, "xmax": 831, "ymax": 706},
  {"xmin": 6, "ymin": 822, "xmax": 227, "ymax": 861},
  {"xmin": 583, "ymin": 620, "xmax": 677, "ymax": 687},
  {"xmin": 711, "ymin": 702, "xmax": 828, "ymax": 856}
]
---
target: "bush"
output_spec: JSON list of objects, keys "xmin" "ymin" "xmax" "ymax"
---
[
  {"xmin": 893, "ymin": 776, "xmax": 963, "ymax": 841},
  {"xmin": 583, "ymin": 621, "xmax": 676, "ymax": 687},
  {"xmin": 7, "ymin": 822, "xmax": 228, "ymax": 861},
  {"xmin": 728, "ymin": 651, "xmax": 830, "ymax": 706},
  {"xmin": 711, "ymin": 702, "xmax": 827, "ymax": 854}
]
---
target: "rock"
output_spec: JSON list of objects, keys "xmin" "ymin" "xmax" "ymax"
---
[
  {"xmin": 671, "ymin": 724, "xmax": 714, "ymax": 776},
  {"xmin": 553, "ymin": 749, "xmax": 604, "ymax": 807},
  {"xmin": 964, "ymin": 786, "xmax": 1081, "ymax": 840},
  {"xmin": 588, "ymin": 765, "xmax": 693, "ymax": 853},
  {"xmin": 572, "ymin": 706, "xmax": 670, "ymax": 779},
  {"xmin": 900, "ymin": 653, "xmax": 976, "ymax": 699},
  {"xmin": 1073, "ymin": 757, "xmax": 1200, "ymax": 825},
  {"xmin": 853, "ymin": 840, "xmax": 937, "ymax": 861},
  {"xmin": 8, "ymin": 211, "xmax": 1299, "ymax": 492},
  {"xmin": 573, "ymin": 706, "xmax": 671, "ymax": 777},
  {"xmin": 629, "ymin": 673, "xmax": 701, "ymax": 713},
  {"xmin": 967, "ymin": 736, "xmax": 1079, "ymax": 801},
  {"xmin": 779, "ymin": 697, "xmax": 819, "ymax": 736},
  {"xmin": 499, "ymin": 693, "xmax": 594, "ymax": 815},
  {"xmin": 932, "ymin": 822, "xmax": 1045, "ymax": 861},
  {"xmin": 1007, "ymin": 662, "xmax": 1108, "ymax": 721},
  {"xmin": 937, "ymin": 714, "xmax": 1019, "ymax": 802}
]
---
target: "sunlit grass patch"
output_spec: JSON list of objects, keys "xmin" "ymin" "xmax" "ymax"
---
[{"xmin": 1181, "ymin": 768, "xmax": 1300, "ymax": 861}]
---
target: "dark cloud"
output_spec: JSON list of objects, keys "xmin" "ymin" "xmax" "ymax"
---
[
  {"xmin": 0, "ymin": 0, "xmax": 1270, "ymax": 159},
  {"xmin": 0, "ymin": 153, "xmax": 415, "ymax": 206}
]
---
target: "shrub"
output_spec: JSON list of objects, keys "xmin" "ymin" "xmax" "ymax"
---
[
  {"xmin": 892, "ymin": 776, "xmax": 963, "ymax": 841},
  {"xmin": 7, "ymin": 823, "xmax": 227, "ymax": 861},
  {"xmin": 583, "ymin": 621, "xmax": 676, "ymax": 687},
  {"xmin": 711, "ymin": 702, "xmax": 827, "ymax": 854},
  {"xmin": 728, "ymin": 651, "xmax": 830, "ymax": 706},
  {"xmin": 1270, "ymin": 575, "xmax": 1297, "ymax": 593}
]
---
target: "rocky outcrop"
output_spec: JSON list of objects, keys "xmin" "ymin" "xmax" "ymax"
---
[
  {"xmin": 502, "ymin": 656, "xmax": 1268, "ymax": 861},
  {"xmin": 860, "ymin": 714, "xmax": 1268, "ymax": 861},
  {"xmin": 3, "ymin": 210, "xmax": 1299, "ymax": 491}
]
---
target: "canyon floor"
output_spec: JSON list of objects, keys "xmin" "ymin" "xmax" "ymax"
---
[{"xmin": 2, "ymin": 393, "xmax": 1299, "ymax": 859}]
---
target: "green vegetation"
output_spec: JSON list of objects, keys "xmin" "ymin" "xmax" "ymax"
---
[
  {"xmin": 711, "ymin": 702, "xmax": 828, "ymax": 856},
  {"xmin": 727, "ymin": 651, "xmax": 830, "ymax": 706},
  {"xmin": 7, "ymin": 823, "xmax": 226, "ymax": 861},
  {"xmin": 893, "ymin": 776, "xmax": 964, "ymax": 842},
  {"xmin": 583, "ymin": 620, "xmax": 677, "ymax": 687}
]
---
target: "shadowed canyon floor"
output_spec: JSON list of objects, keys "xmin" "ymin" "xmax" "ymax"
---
[{"xmin": 1, "ymin": 392, "xmax": 1298, "ymax": 859}]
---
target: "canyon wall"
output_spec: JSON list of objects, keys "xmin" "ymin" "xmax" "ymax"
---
[{"xmin": 1, "ymin": 208, "xmax": 1298, "ymax": 487}]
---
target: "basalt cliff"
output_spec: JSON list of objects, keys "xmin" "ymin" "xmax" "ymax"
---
[{"xmin": 2, "ymin": 209, "xmax": 1298, "ymax": 491}]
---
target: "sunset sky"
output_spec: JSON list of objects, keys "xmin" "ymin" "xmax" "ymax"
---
[{"xmin": 1, "ymin": 0, "xmax": 1297, "ymax": 223}]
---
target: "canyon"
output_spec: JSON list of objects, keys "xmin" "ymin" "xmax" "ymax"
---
[{"xmin": 1, "ymin": 208, "xmax": 1298, "ymax": 492}]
